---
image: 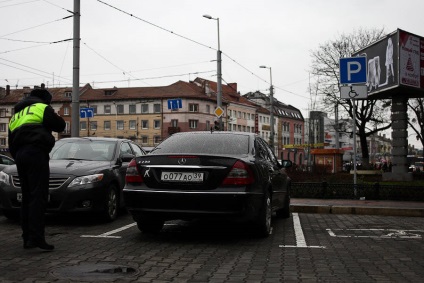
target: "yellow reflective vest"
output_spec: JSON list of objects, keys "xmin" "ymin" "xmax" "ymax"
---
[{"xmin": 9, "ymin": 103, "xmax": 47, "ymax": 133}]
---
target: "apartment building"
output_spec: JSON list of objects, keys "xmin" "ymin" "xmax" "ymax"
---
[{"xmin": 0, "ymin": 78, "xmax": 305, "ymax": 160}]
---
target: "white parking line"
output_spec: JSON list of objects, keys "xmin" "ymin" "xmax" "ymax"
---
[
  {"xmin": 80, "ymin": 223, "xmax": 178, "ymax": 238},
  {"xmin": 279, "ymin": 213, "xmax": 326, "ymax": 249},
  {"xmin": 81, "ymin": 223, "xmax": 137, "ymax": 238},
  {"xmin": 327, "ymin": 228, "xmax": 423, "ymax": 239}
]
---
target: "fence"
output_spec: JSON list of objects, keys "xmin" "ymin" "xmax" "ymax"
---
[{"xmin": 291, "ymin": 182, "xmax": 424, "ymax": 201}]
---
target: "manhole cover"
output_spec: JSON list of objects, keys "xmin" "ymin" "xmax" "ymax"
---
[{"xmin": 51, "ymin": 263, "xmax": 139, "ymax": 281}]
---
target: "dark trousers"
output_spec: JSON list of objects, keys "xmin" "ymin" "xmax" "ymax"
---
[{"xmin": 15, "ymin": 145, "xmax": 50, "ymax": 244}]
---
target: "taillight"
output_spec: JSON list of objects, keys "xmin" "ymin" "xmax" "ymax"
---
[
  {"xmin": 125, "ymin": 159, "xmax": 143, "ymax": 184},
  {"xmin": 221, "ymin": 160, "xmax": 255, "ymax": 185}
]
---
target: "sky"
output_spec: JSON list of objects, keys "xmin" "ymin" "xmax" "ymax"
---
[{"xmin": 1, "ymin": 0, "xmax": 423, "ymax": 148}]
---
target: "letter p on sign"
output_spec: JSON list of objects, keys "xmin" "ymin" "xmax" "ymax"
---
[{"xmin": 340, "ymin": 56, "xmax": 367, "ymax": 85}]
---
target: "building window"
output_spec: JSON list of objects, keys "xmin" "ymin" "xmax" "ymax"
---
[
  {"xmin": 129, "ymin": 104, "xmax": 137, "ymax": 114},
  {"xmin": 63, "ymin": 107, "xmax": 69, "ymax": 116},
  {"xmin": 141, "ymin": 120, "xmax": 148, "ymax": 129},
  {"xmin": 91, "ymin": 105, "xmax": 97, "ymax": 114},
  {"xmin": 141, "ymin": 136, "xmax": 148, "ymax": 144},
  {"xmin": 80, "ymin": 121, "xmax": 87, "ymax": 131},
  {"xmin": 116, "ymin": 104, "xmax": 124, "ymax": 114},
  {"xmin": 141, "ymin": 104, "xmax": 149, "ymax": 113},
  {"xmin": 189, "ymin": 120, "xmax": 198, "ymax": 129},
  {"xmin": 104, "ymin": 121, "xmax": 111, "ymax": 130},
  {"xmin": 206, "ymin": 121, "xmax": 210, "ymax": 130},
  {"xmin": 104, "ymin": 105, "xmax": 111, "ymax": 114},
  {"xmin": 171, "ymin": 119, "xmax": 178, "ymax": 127},
  {"xmin": 206, "ymin": 105, "xmax": 210, "ymax": 114},
  {"xmin": 0, "ymin": 109, "xmax": 6, "ymax": 117},
  {"xmin": 154, "ymin": 135, "xmax": 161, "ymax": 144},
  {"xmin": 64, "ymin": 122, "xmax": 70, "ymax": 133},
  {"xmin": 0, "ymin": 138, "xmax": 6, "ymax": 146},
  {"xmin": 154, "ymin": 120, "xmax": 160, "ymax": 129},
  {"xmin": 189, "ymin": 103, "xmax": 199, "ymax": 112},
  {"xmin": 0, "ymin": 123, "xmax": 6, "ymax": 132},
  {"xmin": 129, "ymin": 120, "xmax": 136, "ymax": 130},
  {"xmin": 65, "ymin": 91, "xmax": 72, "ymax": 98},
  {"xmin": 117, "ymin": 120, "xmax": 124, "ymax": 130},
  {"xmin": 90, "ymin": 121, "xmax": 97, "ymax": 131},
  {"xmin": 154, "ymin": 104, "xmax": 161, "ymax": 113}
]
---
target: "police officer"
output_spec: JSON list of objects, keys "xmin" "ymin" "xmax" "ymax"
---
[{"xmin": 8, "ymin": 88, "xmax": 65, "ymax": 250}]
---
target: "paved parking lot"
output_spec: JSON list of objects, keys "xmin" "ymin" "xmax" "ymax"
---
[{"xmin": 0, "ymin": 212, "xmax": 423, "ymax": 282}]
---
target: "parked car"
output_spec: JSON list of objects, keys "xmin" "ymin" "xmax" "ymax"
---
[
  {"xmin": 0, "ymin": 154, "xmax": 15, "ymax": 172},
  {"xmin": 0, "ymin": 137, "xmax": 146, "ymax": 222},
  {"xmin": 123, "ymin": 131, "xmax": 292, "ymax": 237}
]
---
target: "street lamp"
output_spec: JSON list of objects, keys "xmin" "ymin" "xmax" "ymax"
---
[
  {"xmin": 260, "ymin": 65, "xmax": 275, "ymax": 149},
  {"xmin": 203, "ymin": 14, "xmax": 223, "ymax": 130}
]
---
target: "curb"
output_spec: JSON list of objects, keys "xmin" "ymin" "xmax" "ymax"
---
[{"xmin": 290, "ymin": 205, "xmax": 424, "ymax": 217}]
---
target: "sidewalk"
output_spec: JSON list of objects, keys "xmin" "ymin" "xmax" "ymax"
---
[{"xmin": 291, "ymin": 198, "xmax": 424, "ymax": 217}]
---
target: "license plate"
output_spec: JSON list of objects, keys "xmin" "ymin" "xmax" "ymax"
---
[
  {"xmin": 17, "ymin": 193, "xmax": 50, "ymax": 202},
  {"xmin": 161, "ymin": 172, "xmax": 204, "ymax": 182}
]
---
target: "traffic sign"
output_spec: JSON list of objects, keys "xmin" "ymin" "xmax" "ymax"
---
[
  {"xmin": 80, "ymin": 108, "xmax": 94, "ymax": 118},
  {"xmin": 339, "ymin": 56, "xmax": 367, "ymax": 84},
  {"xmin": 167, "ymin": 99, "xmax": 182, "ymax": 110},
  {"xmin": 214, "ymin": 106, "xmax": 224, "ymax": 118},
  {"xmin": 340, "ymin": 85, "xmax": 368, "ymax": 99}
]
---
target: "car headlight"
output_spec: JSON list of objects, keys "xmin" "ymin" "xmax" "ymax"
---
[
  {"xmin": 0, "ymin": 171, "xmax": 10, "ymax": 185},
  {"xmin": 68, "ymin": 173, "xmax": 104, "ymax": 187}
]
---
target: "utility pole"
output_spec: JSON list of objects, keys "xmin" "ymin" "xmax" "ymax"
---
[
  {"xmin": 203, "ymin": 14, "xmax": 223, "ymax": 130},
  {"xmin": 260, "ymin": 66, "xmax": 275, "ymax": 150},
  {"xmin": 71, "ymin": 0, "xmax": 80, "ymax": 137}
]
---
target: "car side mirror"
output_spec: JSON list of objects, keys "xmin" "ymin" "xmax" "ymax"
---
[{"xmin": 120, "ymin": 153, "xmax": 135, "ymax": 163}]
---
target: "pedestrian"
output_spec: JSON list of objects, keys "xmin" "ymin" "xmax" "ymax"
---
[{"xmin": 8, "ymin": 88, "xmax": 65, "ymax": 251}]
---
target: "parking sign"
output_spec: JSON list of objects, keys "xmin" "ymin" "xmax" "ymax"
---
[{"xmin": 339, "ymin": 56, "xmax": 367, "ymax": 84}]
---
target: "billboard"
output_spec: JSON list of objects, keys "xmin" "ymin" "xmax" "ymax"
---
[{"xmin": 352, "ymin": 29, "xmax": 424, "ymax": 99}]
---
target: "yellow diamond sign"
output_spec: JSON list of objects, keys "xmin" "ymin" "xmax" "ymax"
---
[{"xmin": 214, "ymin": 106, "xmax": 224, "ymax": 118}]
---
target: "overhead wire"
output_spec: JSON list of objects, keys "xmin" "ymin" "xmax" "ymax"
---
[
  {"xmin": 0, "ymin": 57, "xmax": 72, "ymax": 84},
  {"xmin": 95, "ymin": 0, "xmax": 312, "ymax": 101},
  {"xmin": 0, "ymin": 15, "xmax": 73, "ymax": 38},
  {"xmin": 0, "ymin": 0, "xmax": 40, "ymax": 8}
]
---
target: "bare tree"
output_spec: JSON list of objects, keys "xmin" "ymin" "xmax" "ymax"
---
[
  {"xmin": 310, "ymin": 28, "xmax": 392, "ymax": 167},
  {"xmin": 408, "ymin": 97, "xmax": 424, "ymax": 155}
]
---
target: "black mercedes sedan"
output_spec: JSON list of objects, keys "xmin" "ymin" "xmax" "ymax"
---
[
  {"xmin": 123, "ymin": 131, "xmax": 292, "ymax": 237},
  {"xmin": 0, "ymin": 137, "xmax": 146, "ymax": 222}
]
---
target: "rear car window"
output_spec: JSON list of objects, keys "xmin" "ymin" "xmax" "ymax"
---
[{"xmin": 152, "ymin": 133, "xmax": 249, "ymax": 155}]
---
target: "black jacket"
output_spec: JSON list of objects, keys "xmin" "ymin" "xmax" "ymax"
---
[{"xmin": 8, "ymin": 96, "xmax": 66, "ymax": 159}]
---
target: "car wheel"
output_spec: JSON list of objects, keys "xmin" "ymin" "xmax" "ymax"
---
[
  {"xmin": 136, "ymin": 217, "xmax": 164, "ymax": 234},
  {"xmin": 276, "ymin": 192, "xmax": 290, "ymax": 219},
  {"xmin": 102, "ymin": 184, "xmax": 118, "ymax": 222},
  {"xmin": 2, "ymin": 210, "xmax": 19, "ymax": 221},
  {"xmin": 256, "ymin": 190, "xmax": 272, "ymax": 237}
]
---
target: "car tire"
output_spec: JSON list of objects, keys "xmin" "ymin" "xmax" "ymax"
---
[
  {"xmin": 2, "ymin": 210, "xmax": 19, "ymax": 221},
  {"xmin": 136, "ymin": 217, "xmax": 164, "ymax": 234},
  {"xmin": 276, "ymin": 192, "xmax": 290, "ymax": 219},
  {"xmin": 256, "ymin": 190, "xmax": 272, "ymax": 237},
  {"xmin": 102, "ymin": 184, "xmax": 118, "ymax": 222}
]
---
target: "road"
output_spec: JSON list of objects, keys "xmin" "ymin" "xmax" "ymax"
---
[{"xmin": 0, "ymin": 212, "xmax": 423, "ymax": 282}]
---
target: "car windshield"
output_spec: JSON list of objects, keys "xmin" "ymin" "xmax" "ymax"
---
[
  {"xmin": 50, "ymin": 139, "xmax": 116, "ymax": 161},
  {"xmin": 151, "ymin": 133, "xmax": 250, "ymax": 155}
]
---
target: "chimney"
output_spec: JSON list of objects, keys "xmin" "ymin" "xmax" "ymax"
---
[
  {"xmin": 0, "ymin": 87, "xmax": 4, "ymax": 98},
  {"xmin": 6, "ymin": 85, "xmax": 10, "ymax": 96}
]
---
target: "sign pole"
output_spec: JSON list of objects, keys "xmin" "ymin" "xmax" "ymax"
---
[{"xmin": 352, "ymin": 98, "xmax": 357, "ymax": 197}]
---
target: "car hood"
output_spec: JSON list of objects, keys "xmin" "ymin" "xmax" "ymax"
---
[{"xmin": 3, "ymin": 160, "xmax": 113, "ymax": 176}]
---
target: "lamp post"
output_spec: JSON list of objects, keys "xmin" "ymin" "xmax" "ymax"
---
[
  {"xmin": 260, "ymin": 65, "xmax": 275, "ymax": 149},
  {"xmin": 203, "ymin": 14, "xmax": 223, "ymax": 130}
]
